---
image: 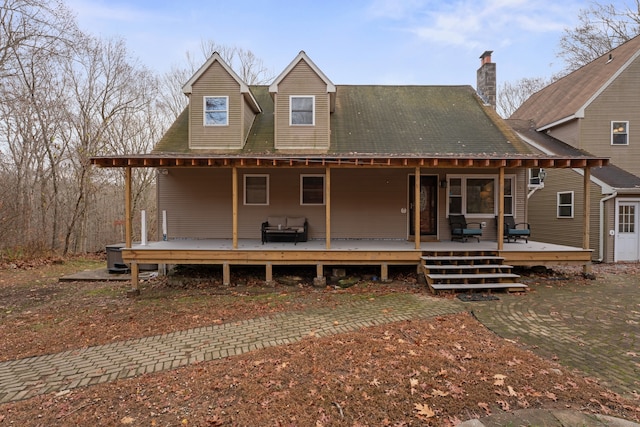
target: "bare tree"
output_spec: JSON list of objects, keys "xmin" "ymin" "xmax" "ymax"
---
[
  {"xmin": 557, "ymin": 0, "xmax": 640, "ymax": 72},
  {"xmin": 157, "ymin": 40, "xmax": 274, "ymax": 123},
  {"xmin": 498, "ymin": 76, "xmax": 554, "ymax": 118}
]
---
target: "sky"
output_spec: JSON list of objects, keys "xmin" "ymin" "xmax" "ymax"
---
[{"xmin": 65, "ymin": 0, "xmax": 631, "ymax": 87}]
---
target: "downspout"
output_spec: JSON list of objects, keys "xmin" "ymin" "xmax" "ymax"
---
[{"xmin": 598, "ymin": 191, "xmax": 618, "ymax": 262}]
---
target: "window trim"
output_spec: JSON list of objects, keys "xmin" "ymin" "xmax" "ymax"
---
[
  {"xmin": 300, "ymin": 174, "xmax": 325, "ymax": 205},
  {"xmin": 557, "ymin": 191, "xmax": 574, "ymax": 218},
  {"xmin": 611, "ymin": 121, "xmax": 629, "ymax": 145},
  {"xmin": 446, "ymin": 174, "xmax": 516, "ymax": 218},
  {"xmin": 290, "ymin": 95, "xmax": 315, "ymax": 126},
  {"xmin": 243, "ymin": 174, "xmax": 269, "ymax": 206},
  {"xmin": 203, "ymin": 96, "xmax": 229, "ymax": 126}
]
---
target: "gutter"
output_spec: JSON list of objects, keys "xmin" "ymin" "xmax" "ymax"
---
[{"xmin": 598, "ymin": 191, "xmax": 618, "ymax": 262}]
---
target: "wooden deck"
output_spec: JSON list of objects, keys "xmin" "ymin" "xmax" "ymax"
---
[{"xmin": 122, "ymin": 238, "xmax": 592, "ymax": 287}]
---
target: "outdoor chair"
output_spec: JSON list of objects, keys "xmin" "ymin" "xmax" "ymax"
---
[
  {"xmin": 449, "ymin": 214, "xmax": 483, "ymax": 243},
  {"xmin": 498, "ymin": 215, "xmax": 531, "ymax": 243}
]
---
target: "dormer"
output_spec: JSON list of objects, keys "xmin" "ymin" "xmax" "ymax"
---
[
  {"xmin": 269, "ymin": 51, "xmax": 336, "ymax": 151},
  {"xmin": 182, "ymin": 52, "xmax": 261, "ymax": 150}
]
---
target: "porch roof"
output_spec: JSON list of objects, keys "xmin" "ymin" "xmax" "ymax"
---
[{"xmin": 90, "ymin": 152, "xmax": 608, "ymax": 169}]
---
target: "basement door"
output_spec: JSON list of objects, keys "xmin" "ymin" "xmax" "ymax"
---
[
  {"xmin": 409, "ymin": 175, "xmax": 438, "ymax": 237},
  {"xmin": 615, "ymin": 200, "xmax": 640, "ymax": 261}
]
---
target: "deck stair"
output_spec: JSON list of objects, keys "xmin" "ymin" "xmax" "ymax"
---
[{"xmin": 421, "ymin": 250, "xmax": 527, "ymax": 294}]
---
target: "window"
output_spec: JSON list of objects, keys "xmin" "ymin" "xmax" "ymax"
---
[
  {"xmin": 557, "ymin": 191, "xmax": 574, "ymax": 218},
  {"xmin": 290, "ymin": 96, "xmax": 314, "ymax": 125},
  {"xmin": 204, "ymin": 96, "xmax": 228, "ymax": 126},
  {"xmin": 244, "ymin": 174, "xmax": 268, "ymax": 205},
  {"xmin": 301, "ymin": 175, "xmax": 324, "ymax": 205},
  {"xmin": 447, "ymin": 175, "xmax": 515, "ymax": 217},
  {"xmin": 529, "ymin": 168, "xmax": 545, "ymax": 186},
  {"xmin": 611, "ymin": 121, "xmax": 628, "ymax": 145},
  {"xmin": 618, "ymin": 204, "xmax": 636, "ymax": 233},
  {"xmin": 504, "ymin": 177, "xmax": 514, "ymax": 216}
]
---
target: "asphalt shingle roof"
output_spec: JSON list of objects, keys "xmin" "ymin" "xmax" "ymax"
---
[
  {"xmin": 153, "ymin": 85, "xmax": 533, "ymax": 156},
  {"xmin": 508, "ymin": 119, "xmax": 640, "ymax": 190},
  {"xmin": 511, "ymin": 35, "xmax": 640, "ymax": 128}
]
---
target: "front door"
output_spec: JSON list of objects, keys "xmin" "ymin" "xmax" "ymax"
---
[
  {"xmin": 409, "ymin": 175, "xmax": 438, "ymax": 237},
  {"xmin": 616, "ymin": 201, "xmax": 640, "ymax": 261}
]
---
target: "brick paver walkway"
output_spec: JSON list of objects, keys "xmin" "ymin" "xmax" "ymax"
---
[
  {"xmin": 0, "ymin": 293, "xmax": 464, "ymax": 403},
  {"xmin": 470, "ymin": 270, "xmax": 640, "ymax": 398}
]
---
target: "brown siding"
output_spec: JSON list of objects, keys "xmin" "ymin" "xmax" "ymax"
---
[
  {"xmin": 274, "ymin": 60, "xmax": 330, "ymax": 150},
  {"xmin": 528, "ymin": 168, "xmax": 602, "ymax": 259},
  {"xmin": 581, "ymin": 57, "xmax": 640, "ymax": 176},
  {"xmin": 330, "ymin": 169, "xmax": 408, "ymax": 239},
  {"xmin": 547, "ymin": 120, "xmax": 580, "ymax": 147},
  {"xmin": 189, "ymin": 62, "xmax": 244, "ymax": 149},
  {"xmin": 157, "ymin": 168, "xmax": 232, "ymax": 238}
]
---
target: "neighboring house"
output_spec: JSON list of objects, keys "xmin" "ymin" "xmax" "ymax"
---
[
  {"xmin": 91, "ymin": 51, "xmax": 606, "ymax": 289},
  {"xmin": 510, "ymin": 35, "xmax": 640, "ymax": 262}
]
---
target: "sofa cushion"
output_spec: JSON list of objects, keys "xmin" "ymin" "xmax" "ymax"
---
[
  {"xmin": 267, "ymin": 216, "xmax": 286, "ymax": 227},
  {"xmin": 286, "ymin": 217, "xmax": 306, "ymax": 228}
]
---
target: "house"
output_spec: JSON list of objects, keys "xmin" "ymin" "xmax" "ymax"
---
[
  {"xmin": 91, "ymin": 50, "xmax": 607, "ymax": 292},
  {"xmin": 510, "ymin": 35, "xmax": 640, "ymax": 263}
]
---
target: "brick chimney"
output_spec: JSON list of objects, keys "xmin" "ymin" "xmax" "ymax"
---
[{"xmin": 477, "ymin": 50, "xmax": 496, "ymax": 109}]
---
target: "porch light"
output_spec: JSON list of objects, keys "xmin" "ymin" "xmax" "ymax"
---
[
  {"xmin": 440, "ymin": 179, "xmax": 447, "ymax": 188},
  {"xmin": 538, "ymin": 169, "xmax": 547, "ymax": 182}
]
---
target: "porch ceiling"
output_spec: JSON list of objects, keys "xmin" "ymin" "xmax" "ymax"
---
[{"xmin": 90, "ymin": 153, "xmax": 608, "ymax": 169}]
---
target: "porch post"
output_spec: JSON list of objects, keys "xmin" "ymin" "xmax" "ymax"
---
[
  {"xmin": 325, "ymin": 165, "xmax": 331, "ymax": 250},
  {"xmin": 125, "ymin": 167, "xmax": 139, "ymax": 294},
  {"xmin": 232, "ymin": 166, "xmax": 238, "ymax": 249},
  {"xmin": 414, "ymin": 167, "xmax": 420, "ymax": 250},
  {"xmin": 583, "ymin": 167, "xmax": 592, "ymax": 275},
  {"xmin": 497, "ymin": 167, "xmax": 504, "ymax": 251}
]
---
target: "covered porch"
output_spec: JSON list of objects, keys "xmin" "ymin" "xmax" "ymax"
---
[{"xmin": 123, "ymin": 238, "xmax": 592, "ymax": 286}]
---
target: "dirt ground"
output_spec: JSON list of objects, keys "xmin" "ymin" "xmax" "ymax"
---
[{"xmin": 1, "ymin": 257, "xmax": 639, "ymax": 426}]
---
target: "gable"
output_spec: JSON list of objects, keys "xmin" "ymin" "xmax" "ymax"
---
[{"xmin": 511, "ymin": 35, "xmax": 640, "ymax": 129}]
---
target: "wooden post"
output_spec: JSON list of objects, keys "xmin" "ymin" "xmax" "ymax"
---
[
  {"xmin": 232, "ymin": 167, "xmax": 238, "ymax": 249},
  {"xmin": 223, "ymin": 262, "xmax": 230, "ymax": 286},
  {"xmin": 326, "ymin": 165, "xmax": 331, "ymax": 250},
  {"xmin": 497, "ymin": 167, "xmax": 505, "ymax": 251},
  {"xmin": 583, "ymin": 167, "xmax": 592, "ymax": 275},
  {"xmin": 125, "ymin": 167, "xmax": 139, "ymax": 295},
  {"xmin": 381, "ymin": 263, "xmax": 388, "ymax": 282},
  {"xmin": 265, "ymin": 262, "xmax": 273, "ymax": 284},
  {"xmin": 414, "ymin": 167, "xmax": 420, "ymax": 250}
]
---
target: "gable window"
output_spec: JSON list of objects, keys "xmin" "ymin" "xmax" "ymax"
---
[
  {"xmin": 244, "ymin": 174, "xmax": 268, "ymax": 205},
  {"xmin": 204, "ymin": 96, "xmax": 228, "ymax": 126},
  {"xmin": 447, "ymin": 175, "xmax": 515, "ymax": 217},
  {"xmin": 611, "ymin": 121, "xmax": 628, "ymax": 145},
  {"xmin": 301, "ymin": 174, "xmax": 324, "ymax": 205},
  {"xmin": 290, "ymin": 96, "xmax": 314, "ymax": 125},
  {"xmin": 557, "ymin": 191, "xmax": 574, "ymax": 218}
]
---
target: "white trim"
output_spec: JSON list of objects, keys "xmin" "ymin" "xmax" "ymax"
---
[
  {"xmin": 576, "ymin": 48, "xmax": 640, "ymax": 119},
  {"xmin": 182, "ymin": 52, "xmax": 261, "ymax": 113},
  {"xmin": 557, "ymin": 191, "xmax": 574, "ymax": 218},
  {"xmin": 243, "ymin": 174, "xmax": 269, "ymax": 206},
  {"xmin": 537, "ymin": 115, "xmax": 577, "ymax": 132},
  {"xmin": 269, "ymin": 51, "xmax": 336, "ymax": 94},
  {"xmin": 445, "ymin": 174, "xmax": 516, "ymax": 218},
  {"xmin": 515, "ymin": 131, "xmax": 615, "ymax": 194},
  {"xmin": 203, "ymin": 96, "xmax": 229, "ymax": 126},
  {"xmin": 290, "ymin": 95, "xmax": 315, "ymax": 126},
  {"xmin": 611, "ymin": 120, "xmax": 629, "ymax": 145},
  {"xmin": 300, "ymin": 174, "xmax": 325, "ymax": 205}
]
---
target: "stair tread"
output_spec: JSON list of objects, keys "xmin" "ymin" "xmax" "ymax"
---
[
  {"xmin": 431, "ymin": 282, "xmax": 527, "ymax": 289},
  {"xmin": 423, "ymin": 264, "xmax": 512, "ymax": 270},
  {"xmin": 427, "ymin": 273, "xmax": 520, "ymax": 279}
]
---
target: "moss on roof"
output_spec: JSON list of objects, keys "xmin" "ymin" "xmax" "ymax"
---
[{"xmin": 152, "ymin": 84, "xmax": 532, "ymax": 156}]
